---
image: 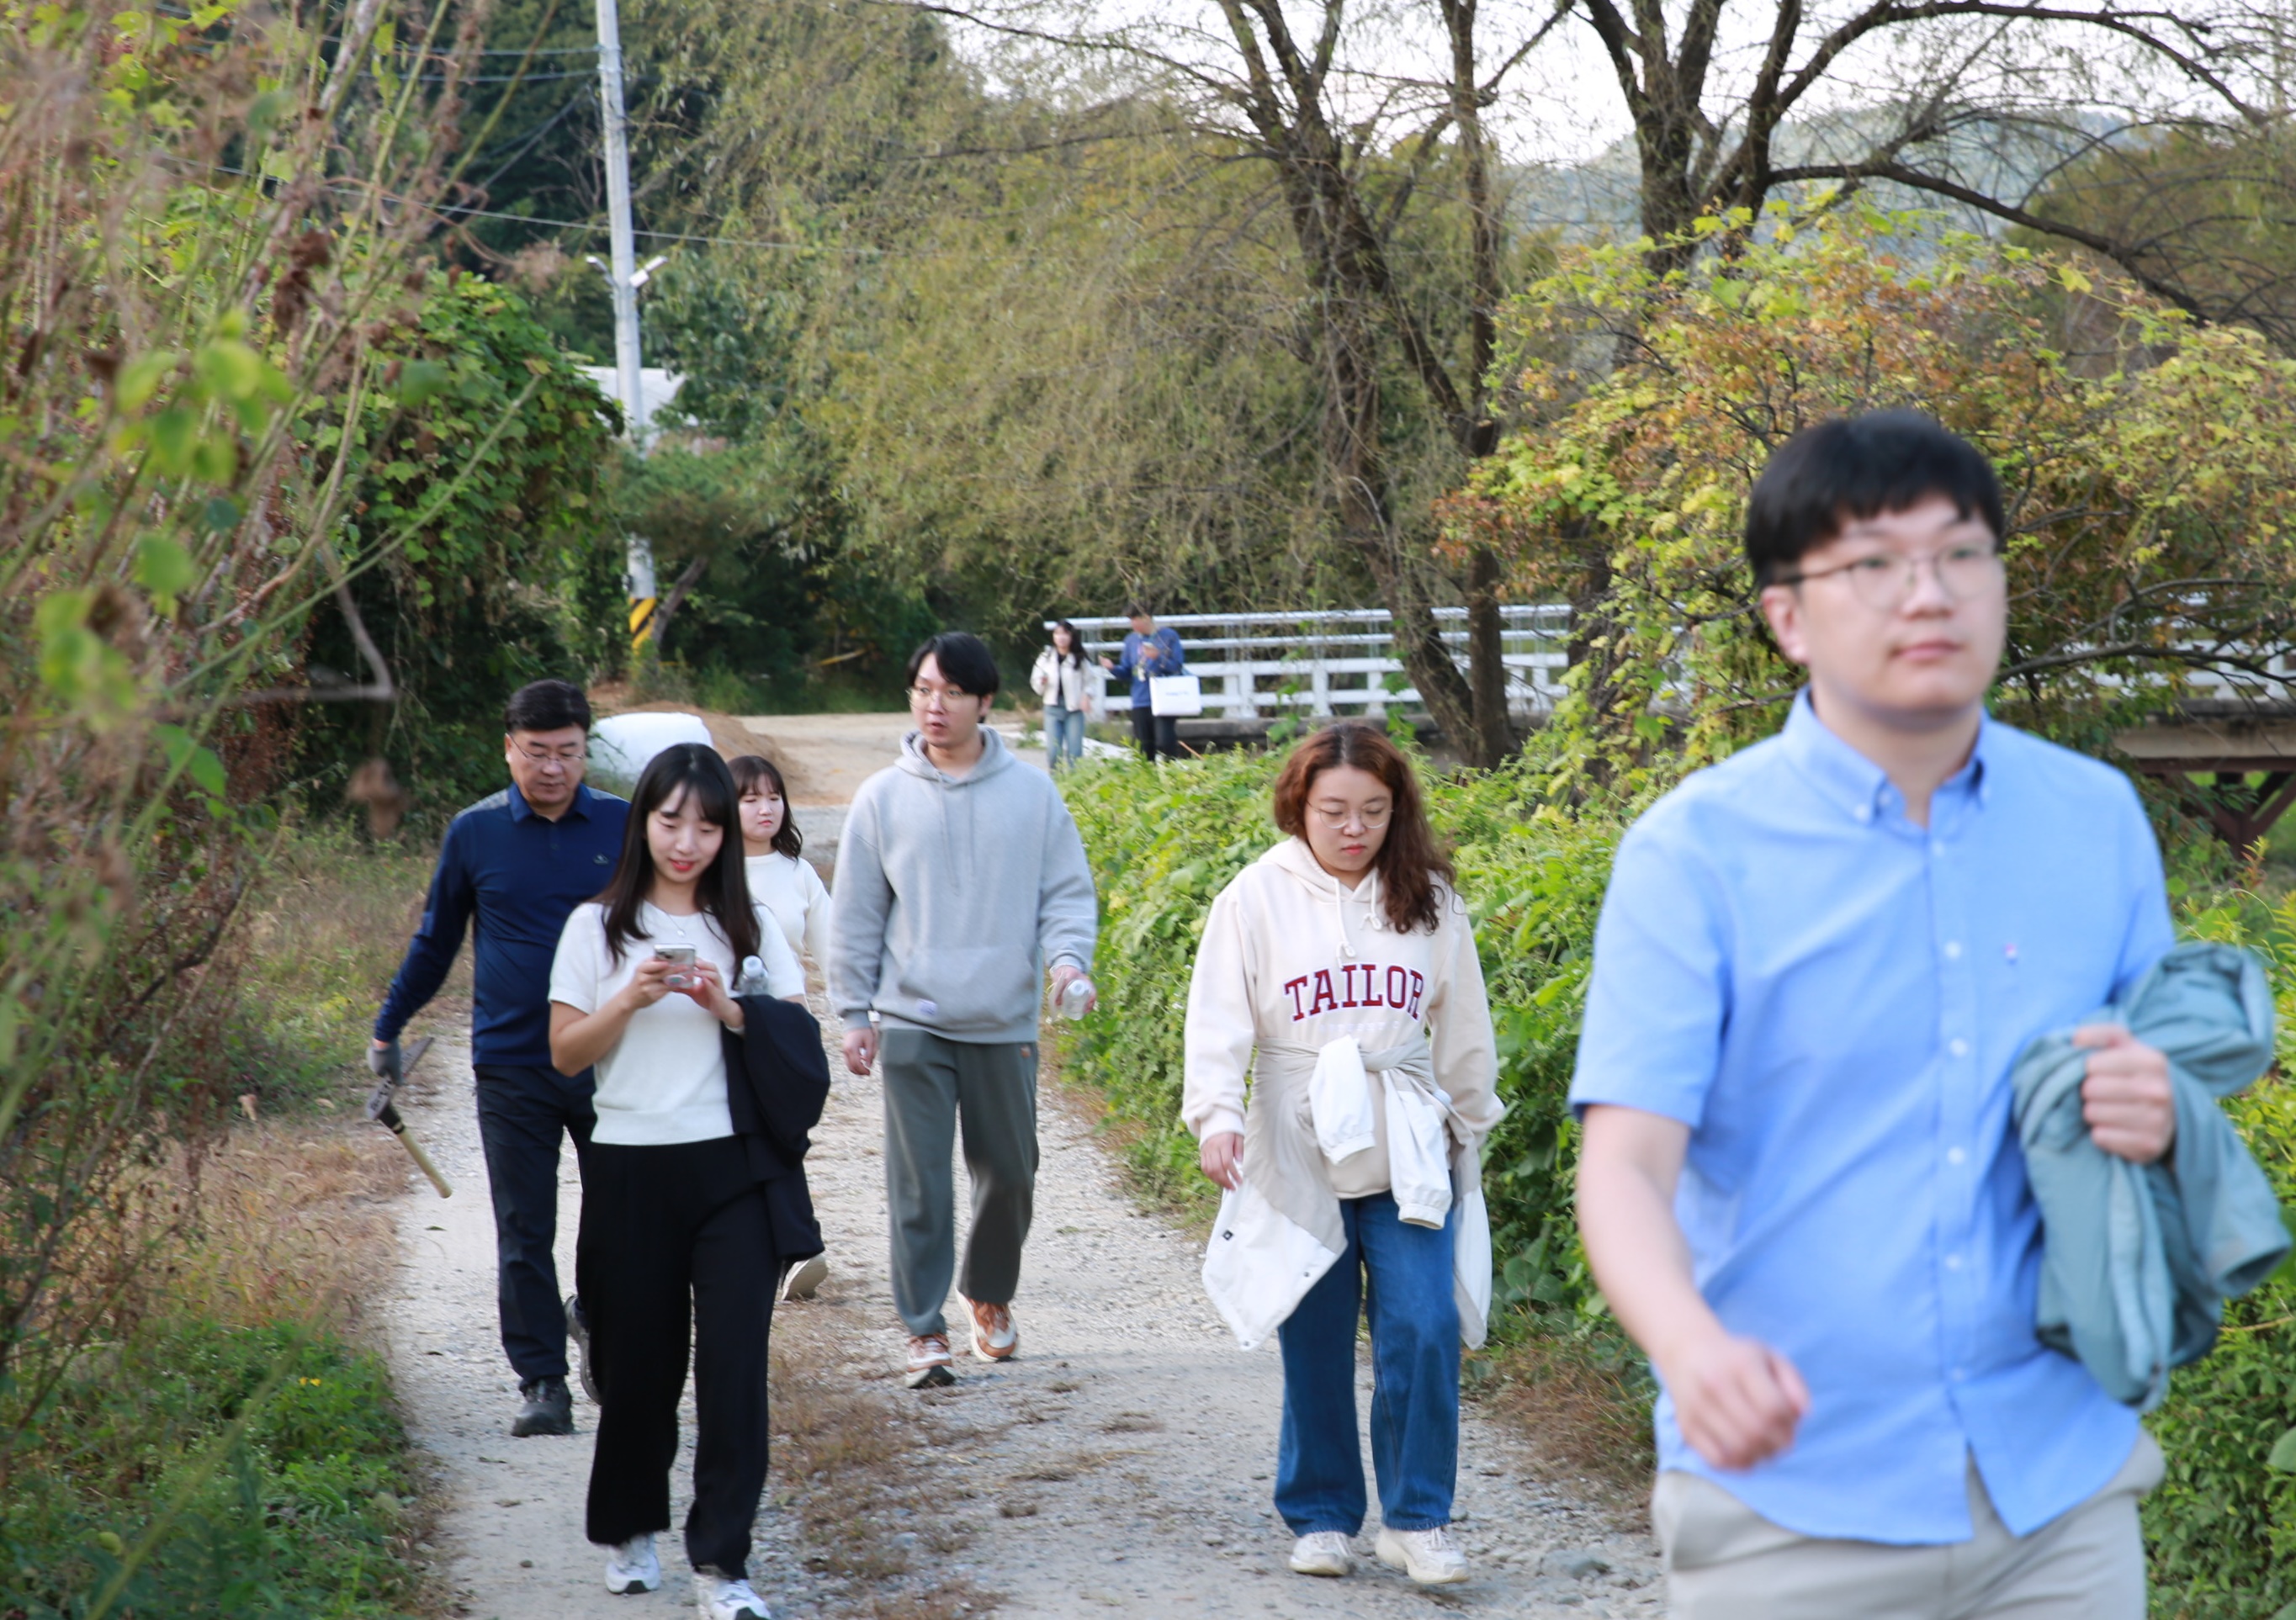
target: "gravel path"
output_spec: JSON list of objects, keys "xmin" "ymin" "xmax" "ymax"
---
[
  {"xmin": 385, "ymin": 712, "xmax": 1659, "ymax": 1616},
  {"xmin": 385, "ymin": 1011, "xmax": 1660, "ymax": 1617},
  {"xmin": 809, "ymin": 1062, "xmax": 1663, "ymax": 1617}
]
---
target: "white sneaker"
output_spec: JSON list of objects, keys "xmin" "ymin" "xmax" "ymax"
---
[
  {"xmin": 1289, "ymin": 1530, "xmax": 1353, "ymax": 1577},
  {"xmin": 693, "ymin": 1570, "xmax": 772, "ymax": 1619},
  {"xmin": 603, "ymin": 1533, "xmax": 660, "ymax": 1594},
  {"xmin": 959, "ymin": 1294, "xmax": 1018, "ymax": 1362},
  {"xmin": 778, "ymin": 1253, "xmax": 828, "ymax": 1302},
  {"xmin": 1375, "ymin": 1523, "xmax": 1468, "ymax": 1585}
]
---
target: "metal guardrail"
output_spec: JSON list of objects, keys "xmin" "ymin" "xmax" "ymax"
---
[{"xmin": 1051, "ymin": 606, "xmax": 1571, "ymax": 719}]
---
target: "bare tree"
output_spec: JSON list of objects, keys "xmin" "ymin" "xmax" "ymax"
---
[
  {"xmin": 1560, "ymin": 0, "xmax": 2272, "ymax": 299},
  {"xmin": 908, "ymin": 0, "xmax": 1572, "ymax": 764}
]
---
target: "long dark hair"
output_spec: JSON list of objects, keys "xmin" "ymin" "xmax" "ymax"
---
[
  {"xmin": 728, "ymin": 753, "xmax": 803, "ymax": 860},
  {"xmin": 595, "ymin": 744, "xmax": 761, "ymax": 967},
  {"xmin": 1270, "ymin": 722, "xmax": 1453, "ymax": 934},
  {"xmin": 1052, "ymin": 619, "xmax": 1084, "ymax": 669}
]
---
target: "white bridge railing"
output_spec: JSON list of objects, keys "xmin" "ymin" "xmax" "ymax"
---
[{"xmin": 1055, "ymin": 606, "xmax": 1571, "ymax": 721}]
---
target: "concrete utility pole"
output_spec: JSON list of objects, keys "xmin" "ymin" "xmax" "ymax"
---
[{"xmin": 595, "ymin": 0, "xmax": 655, "ymax": 653}]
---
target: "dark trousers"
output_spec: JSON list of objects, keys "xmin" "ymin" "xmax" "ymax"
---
[
  {"xmin": 1129, "ymin": 704, "xmax": 1179, "ymax": 761},
  {"xmin": 473, "ymin": 1064, "xmax": 595, "ymax": 1381},
  {"xmin": 577, "ymin": 1136, "xmax": 776, "ymax": 1579},
  {"xmin": 879, "ymin": 1029, "xmax": 1037, "ymax": 1337}
]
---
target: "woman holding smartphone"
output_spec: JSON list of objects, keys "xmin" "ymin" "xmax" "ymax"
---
[{"xmin": 549, "ymin": 744, "xmax": 803, "ymax": 1619}]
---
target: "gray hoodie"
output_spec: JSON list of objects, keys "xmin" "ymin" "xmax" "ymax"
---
[{"xmin": 830, "ymin": 728, "xmax": 1098, "ymax": 1043}]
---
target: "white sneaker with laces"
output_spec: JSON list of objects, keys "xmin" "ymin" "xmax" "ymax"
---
[
  {"xmin": 1288, "ymin": 1530, "xmax": 1353, "ymax": 1577},
  {"xmin": 1375, "ymin": 1523, "xmax": 1469, "ymax": 1585},
  {"xmin": 693, "ymin": 1570, "xmax": 772, "ymax": 1619},
  {"xmin": 602, "ymin": 1533, "xmax": 660, "ymax": 1594},
  {"xmin": 778, "ymin": 1253, "xmax": 829, "ymax": 1302}
]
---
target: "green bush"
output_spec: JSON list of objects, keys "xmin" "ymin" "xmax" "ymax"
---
[
  {"xmin": 1, "ymin": 1317, "xmax": 422, "ymax": 1618},
  {"xmin": 2142, "ymin": 888, "xmax": 2296, "ymax": 1619}
]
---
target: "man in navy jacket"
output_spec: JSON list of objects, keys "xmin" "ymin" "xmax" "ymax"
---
[{"xmin": 371, "ymin": 679, "xmax": 628, "ymax": 1437}]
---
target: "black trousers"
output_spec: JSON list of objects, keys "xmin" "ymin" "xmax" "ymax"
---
[
  {"xmin": 1129, "ymin": 704, "xmax": 1179, "ymax": 761},
  {"xmin": 577, "ymin": 1136, "xmax": 776, "ymax": 1579},
  {"xmin": 472, "ymin": 1064, "xmax": 595, "ymax": 1381}
]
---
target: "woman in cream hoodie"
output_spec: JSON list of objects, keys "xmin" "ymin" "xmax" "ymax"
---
[{"xmin": 1183, "ymin": 721, "xmax": 1502, "ymax": 1589}]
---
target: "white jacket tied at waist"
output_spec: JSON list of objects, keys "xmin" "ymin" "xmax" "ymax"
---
[{"xmin": 1201, "ymin": 1033, "xmax": 1494, "ymax": 1353}]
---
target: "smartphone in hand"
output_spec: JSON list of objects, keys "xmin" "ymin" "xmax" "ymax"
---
[{"xmin": 654, "ymin": 945, "xmax": 697, "ymax": 990}]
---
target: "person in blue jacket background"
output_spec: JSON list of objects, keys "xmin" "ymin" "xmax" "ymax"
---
[
  {"xmin": 369, "ymin": 678, "xmax": 629, "ymax": 1437},
  {"xmin": 1100, "ymin": 601, "xmax": 1185, "ymax": 762}
]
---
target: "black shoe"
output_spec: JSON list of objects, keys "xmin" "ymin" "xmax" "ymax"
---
[
  {"xmin": 565, "ymin": 1294, "xmax": 599, "ymax": 1405},
  {"xmin": 512, "ymin": 1375, "xmax": 574, "ymax": 1437}
]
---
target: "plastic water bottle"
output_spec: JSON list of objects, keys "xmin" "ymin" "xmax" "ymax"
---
[
  {"xmin": 733, "ymin": 955, "xmax": 769, "ymax": 996},
  {"xmin": 1057, "ymin": 975, "xmax": 1095, "ymax": 1020}
]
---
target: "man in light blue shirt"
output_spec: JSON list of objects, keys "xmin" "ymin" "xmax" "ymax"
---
[{"xmin": 1572, "ymin": 412, "xmax": 2179, "ymax": 1618}]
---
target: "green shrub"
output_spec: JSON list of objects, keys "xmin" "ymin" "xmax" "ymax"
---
[
  {"xmin": 1, "ymin": 1317, "xmax": 422, "ymax": 1618},
  {"xmin": 2142, "ymin": 889, "xmax": 2296, "ymax": 1618}
]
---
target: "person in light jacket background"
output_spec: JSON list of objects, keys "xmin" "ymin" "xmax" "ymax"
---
[
  {"xmin": 729, "ymin": 751, "xmax": 835, "ymax": 1304},
  {"xmin": 1031, "ymin": 619, "xmax": 1095, "ymax": 770},
  {"xmin": 1098, "ymin": 601, "xmax": 1185, "ymax": 762},
  {"xmin": 1183, "ymin": 721, "xmax": 1503, "ymax": 1590},
  {"xmin": 830, "ymin": 631, "xmax": 1100, "ymax": 1390}
]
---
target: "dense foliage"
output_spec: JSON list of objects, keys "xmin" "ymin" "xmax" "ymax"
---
[
  {"xmin": 2142, "ymin": 888, "xmax": 2296, "ymax": 1619},
  {"xmin": 0, "ymin": 3, "xmax": 579, "ymax": 1607},
  {"xmin": 1447, "ymin": 213, "xmax": 2296, "ymax": 781},
  {"xmin": 294, "ymin": 271, "xmax": 619, "ymax": 819}
]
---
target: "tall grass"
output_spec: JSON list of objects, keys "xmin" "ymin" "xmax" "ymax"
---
[{"xmin": 3, "ymin": 830, "xmax": 446, "ymax": 1615}]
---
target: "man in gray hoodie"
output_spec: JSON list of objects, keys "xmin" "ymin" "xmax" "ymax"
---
[{"xmin": 831, "ymin": 631, "xmax": 1100, "ymax": 1389}]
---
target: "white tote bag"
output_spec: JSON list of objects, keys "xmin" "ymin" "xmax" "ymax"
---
[{"xmin": 1148, "ymin": 674, "xmax": 1203, "ymax": 717}]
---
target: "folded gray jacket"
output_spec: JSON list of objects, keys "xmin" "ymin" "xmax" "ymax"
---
[{"xmin": 2011, "ymin": 940, "xmax": 2291, "ymax": 1410}]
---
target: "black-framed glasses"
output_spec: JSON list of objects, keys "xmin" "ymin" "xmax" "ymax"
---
[{"xmin": 1779, "ymin": 544, "xmax": 2003, "ymax": 611}]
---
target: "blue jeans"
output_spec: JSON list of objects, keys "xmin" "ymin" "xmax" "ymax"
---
[
  {"xmin": 1275, "ymin": 1192, "xmax": 1459, "ymax": 1536},
  {"xmin": 1044, "ymin": 704, "xmax": 1085, "ymax": 770}
]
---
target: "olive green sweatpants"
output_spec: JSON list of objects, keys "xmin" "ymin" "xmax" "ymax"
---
[{"xmin": 879, "ymin": 1027, "xmax": 1038, "ymax": 1338}]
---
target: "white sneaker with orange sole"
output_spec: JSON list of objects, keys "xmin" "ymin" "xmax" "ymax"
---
[
  {"xmin": 904, "ymin": 1333, "xmax": 955, "ymax": 1389},
  {"xmin": 959, "ymin": 1295, "xmax": 1018, "ymax": 1362}
]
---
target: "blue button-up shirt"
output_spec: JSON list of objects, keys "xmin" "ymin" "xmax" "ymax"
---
[
  {"xmin": 1571, "ymin": 693, "xmax": 2171, "ymax": 1543},
  {"xmin": 374, "ymin": 781, "xmax": 629, "ymax": 1068}
]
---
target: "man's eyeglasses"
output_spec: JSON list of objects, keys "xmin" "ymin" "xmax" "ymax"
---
[
  {"xmin": 907, "ymin": 685, "xmax": 982, "ymax": 710},
  {"xmin": 1777, "ymin": 543, "xmax": 2003, "ymax": 611},
  {"xmin": 512, "ymin": 742, "xmax": 586, "ymax": 770}
]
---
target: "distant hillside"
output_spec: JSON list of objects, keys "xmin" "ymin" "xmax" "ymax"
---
[{"xmin": 1509, "ymin": 105, "xmax": 2123, "ymax": 242}]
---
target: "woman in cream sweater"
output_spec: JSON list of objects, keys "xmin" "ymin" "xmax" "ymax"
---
[{"xmin": 1183, "ymin": 721, "xmax": 1503, "ymax": 1588}]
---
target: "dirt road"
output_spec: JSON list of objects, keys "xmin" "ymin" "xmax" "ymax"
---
[{"xmin": 384, "ymin": 713, "xmax": 1661, "ymax": 1617}]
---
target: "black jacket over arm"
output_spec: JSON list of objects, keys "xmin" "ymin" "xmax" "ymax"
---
[{"xmin": 722, "ymin": 995, "xmax": 833, "ymax": 1265}]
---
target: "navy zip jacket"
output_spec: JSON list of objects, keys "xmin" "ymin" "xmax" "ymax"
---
[{"xmin": 374, "ymin": 781, "xmax": 629, "ymax": 1068}]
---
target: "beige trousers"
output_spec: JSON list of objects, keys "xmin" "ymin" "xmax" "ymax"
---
[{"xmin": 1652, "ymin": 1432, "xmax": 2163, "ymax": 1620}]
